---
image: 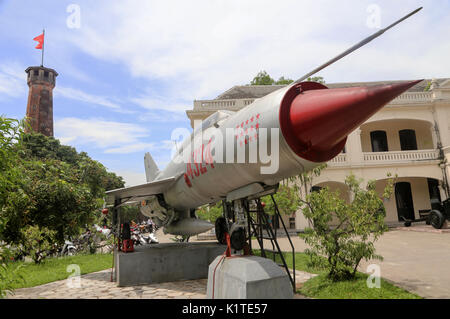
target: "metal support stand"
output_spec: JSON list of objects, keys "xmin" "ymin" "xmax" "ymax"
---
[{"xmin": 244, "ymin": 196, "xmax": 296, "ymax": 293}]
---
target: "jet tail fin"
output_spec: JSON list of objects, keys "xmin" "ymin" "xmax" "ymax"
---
[{"xmin": 144, "ymin": 152, "xmax": 160, "ymax": 182}]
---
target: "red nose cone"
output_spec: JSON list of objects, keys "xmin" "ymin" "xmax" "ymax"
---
[{"xmin": 280, "ymin": 80, "xmax": 423, "ymax": 162}]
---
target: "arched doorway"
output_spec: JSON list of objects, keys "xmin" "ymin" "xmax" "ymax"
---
[{"xmin": 395, "ymin": 182, "xmax": 415, "ymax": 221}]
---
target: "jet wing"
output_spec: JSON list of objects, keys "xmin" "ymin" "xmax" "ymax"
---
[{"xmin": 105, "ymin": 176, "xmax": 177, "ymax": 206}]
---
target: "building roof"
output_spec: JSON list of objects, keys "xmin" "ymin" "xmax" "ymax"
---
[{"xmin": 215, "ymin": 78, "xmax": 449, "ymax": 100}]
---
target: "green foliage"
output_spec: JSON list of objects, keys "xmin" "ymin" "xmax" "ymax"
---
[
  {"xmin": 291, "ymin": 164, "xmax": 327, "ymax": 199},
  {"xmin": 249, "ymin": 72, "xmax": 324, "ymax": 86},
  {"xmin": 423, "ymin": 81, "xmax": 431, "ymax": 92},
  {"xmin": 21, "ymin": 133, "xmax": 79, "ymax": 164},
  {"xmin": 117, "ymin": 205, "xmax": 145, "ymax": 223},
  {"xmin": 197, "ymin": 202, "xmax": 223, "ymax": 223},
  {"xmin": 0, "ymin": 117, "xmax": 25, "ymax": 239},
  {"xmin": 300, "ymin": 174, "xmax": 394, "ymax": 281},
  {"xmin": 2, "ymin": 158, "xmax": 100, "ymax": 244},
  {"xmin": 0, "ymin": 262, "xmax": 25, "ymax": 298},
  {"xmin": 254, "ymin": 250, "xmax": 421, "ymax": 299},
  {"xmin": 306, "ymin": 76, "xmax": 326, "ymax": 84},
  {"xmin": 250, "ymin": 71, "xmax": 294, "ymax": 86},
  {"xmin": 275, "ymin": 76, "xmax": 294, "ymax": 85},
  {"xmin": 261, "ymin": 184, "xmax": 299, "ymax": 216},
  {"xmin": 250, "ymin": 70, "xmax": 275, "ymax": 85},
  {"xmin": 0, "ymin": 120, "xmax": 125, "ymax": 263},
  {"xmin": 19, "ymin": 225, "xmax": 58, "ymax": 264}
]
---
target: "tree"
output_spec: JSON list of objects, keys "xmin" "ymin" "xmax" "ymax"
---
[
  {"xmin": 306, "ymin": 76, "xmax": 326, "ymax": 84},
  {"xmin": 250, "ymin": 71, "xmax": 275, "ymax": 85},
  {"xmin": 250, "ymin": 71, "xmax": 322, "ymax": 86},
  {"xmin": 197, "ymin": 202, "xmax": 223, "ymax": 223},
  {"xmin": 261, "ymin": 184, "xmax": 299, "ymax": 216},
  {"xmin": 0, "ymin": 123, "xmax": 126, "ymax": 250},
  {"xmin": 21, "ymin": 133, "xmax": 79, "ymax": 164},
  {"xmin": 0, "ymin": 117, "xmax": 25, "ymax": 239},
  {"xmin": 300, "ymin": 174, "xmax": 394, "ymax": 281},
  {"xmin": 19, "ymin": 225, "xmax": 57, "ymax": 264},
  {"xmin": 2, "ymin": 158, "xmax": 100, "ymax": 244},
  {"xmin": 19, "ymin": 133, "xmax": 125, "ymax": 195},
  {"xmin": 275, "ymin": 76, "xmax": 294, "ymax": 85}
]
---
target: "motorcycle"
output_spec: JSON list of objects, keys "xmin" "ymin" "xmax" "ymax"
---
[{"xmin": 60, "ymin": 239, "xmax": 77, "ymax": 256}]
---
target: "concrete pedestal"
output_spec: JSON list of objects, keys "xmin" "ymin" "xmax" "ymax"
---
[
  {"xmin": 206, "ymin": 255, "xmax": 293, "ymax": 299},
  {"xmin": 115, "ymin": 242, "xmax": 227, "ymax": 287}
]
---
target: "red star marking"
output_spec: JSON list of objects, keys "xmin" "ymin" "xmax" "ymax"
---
[
  {"xmin": 256, "ymin": 113, "xmax": 260, "ymax": 119},
  {"xmin": 255, "ymin": 123, "xmax": 259, "ymax": 129},
  {"xmin": 245, "ymin": 138, "xmax": 248, "ymax": 145},
  {"xmin": 250, "ymin": 116, "xmax": 254, "ymax": 122},
  {"xmin": 254, "ymin": 134, "xmax": 258, "ymax": 140},
  {"xmin": 245, "ymin": 120, "xmax": 249, "ymax": 125},
  {"xmin": 241, "ymin": 122, "xmax": 244, "ymax": 128}
]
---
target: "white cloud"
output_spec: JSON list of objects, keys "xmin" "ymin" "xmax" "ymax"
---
[
  {"xmin": 105, "ymin": 142, "xmax": 155, "ymax": 154},
  {"xmin": 62, "ymin": 0, "xmax": 446, "ymax": 101},
  {"xmin": 113, "ymin": 169, "xmax": 147, "ymax": 187},
  {"xmin": 130, "ymin": 96, "xmax": 188, "ymax": 113},
  {"xmin": 54, "ymin": 117, "xmax": 150, "ymax": 149},
  {"xmin": 55, "ymin": 86, "xmax": 121, "ymax": 110},
  {"xmin": 0, "ymin": 62, "xmax": 27, "ymax": 98}
]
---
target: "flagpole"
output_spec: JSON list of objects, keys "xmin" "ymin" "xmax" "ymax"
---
[{"xmin": 41, "ymin": 29, "xmax": 45, "ymax": 67}]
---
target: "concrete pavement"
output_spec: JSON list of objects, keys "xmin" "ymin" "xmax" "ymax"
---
[
  {"xmin": 249, "ymin": 227, "xmax": 450, "ymax": 299},
  {"xmin": 8, "ymin": 227, "xmax": 450, "ymax": 299}
]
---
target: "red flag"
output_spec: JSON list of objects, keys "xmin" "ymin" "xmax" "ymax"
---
[{"xmin": 33, "ymin": 33, "xmax": 44, "ymax": 50}]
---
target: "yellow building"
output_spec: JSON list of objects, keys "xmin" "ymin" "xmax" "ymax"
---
[{"xmin": 186, "ymin": 79, "xmax": 450, "ymax": 229}]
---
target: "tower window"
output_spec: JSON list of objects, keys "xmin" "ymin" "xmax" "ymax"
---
[
  {"xmin": 44, "ymin": 71, "xmax": 49, "ymax": 77},
  {"xmin": 33, "ymin": 70, "xmax": 38, "ymax": 76}
]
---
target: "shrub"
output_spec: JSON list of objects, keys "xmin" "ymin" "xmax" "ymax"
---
[
  {"xmin": 20, "ymin": 225, "xmax": 57, "ymax": 263},
  {"xmin": 300, "ymin": 174, "xmax": 394, "ymax": 281}
]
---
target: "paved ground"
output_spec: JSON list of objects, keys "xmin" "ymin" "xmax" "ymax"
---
[
  {"xmin": 7, "ymin": 267, "xmax": 312, "ymax": 299},
  {"xmin": 251, "ymin": 224, "xmax": 450, "ymax": 299},
  {"xmin": 8, "ymin": 225, "xmax": 450, "ymax": 299},
  {"xmin": 7, "ymin": 229, "xmax": 312, "ymax": 299}
]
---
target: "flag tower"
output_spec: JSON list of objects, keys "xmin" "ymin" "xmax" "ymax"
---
[{"xmin": 25, "ymin": 30, "xmax": 57, "ymax": 137}]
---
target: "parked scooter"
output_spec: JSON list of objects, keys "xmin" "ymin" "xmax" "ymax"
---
[{"xmin": 60, "ymin": 239, "xmax": 77, "ymax": 256}]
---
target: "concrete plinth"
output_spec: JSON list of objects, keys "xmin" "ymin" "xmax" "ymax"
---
[
  {"xmin": 206, "ymin": 255, "xmax": 293, "ymax": 299},
  {"xmin": 115, "ymin": 242, "xmax": 227, "ymax": 287}
]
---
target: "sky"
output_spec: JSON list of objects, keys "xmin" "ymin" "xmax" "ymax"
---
[{"xmin": 0, "ymin": 0, "xmax": 449, "ymax": 186}]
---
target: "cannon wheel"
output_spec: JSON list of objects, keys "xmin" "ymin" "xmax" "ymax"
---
[
  {"xmin": 215, "ymin": 217, "xmax": 228, "ymax": 245},
  {"xmin": 430, "ymin": 210, "xmax": 445, "ymax": 229}
]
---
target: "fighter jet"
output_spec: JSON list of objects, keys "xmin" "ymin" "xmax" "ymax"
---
[{"xmin": 106, "ymin": 8, "xmax": 423, "ymax": 249}]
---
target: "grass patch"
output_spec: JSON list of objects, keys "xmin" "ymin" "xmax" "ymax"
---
[
  {"xmin": 254, "ymin": 249, "xmax": 421, "ymax": 299},
  {"xmin": 301, "ymin": 272, "xmax": 421, "ymax": 299},
  {"xmin": 9, "ymin": 253, "xmax": 113, "ymax": 289}
]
